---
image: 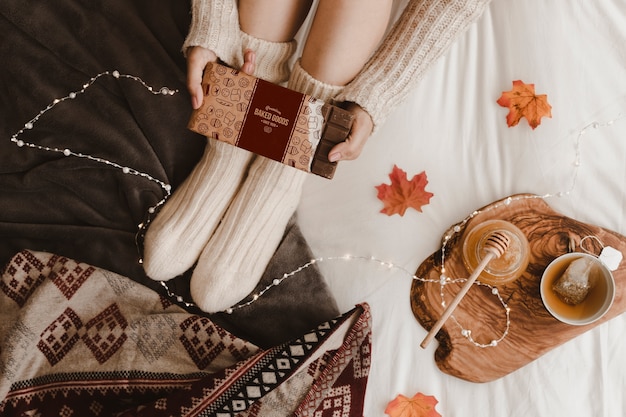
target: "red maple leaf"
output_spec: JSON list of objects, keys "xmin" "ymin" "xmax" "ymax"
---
[
  {"xmin": 385, "ymin": 393, "xmax": 442, "ymax": 417},
  {"xmin": 497, "ymin": 80, "xmax": 552, "ymax": 129},
  {"xmin": 375, "ymin": 165, "xmax": 433, "ymax": 216}
]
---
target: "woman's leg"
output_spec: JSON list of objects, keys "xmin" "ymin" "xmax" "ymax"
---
[
  {"xmin": 143, "ymin": 1, "xmax": 309, "ymax": 281},
  {"xmin": 301, "ymin": 0, "xmax": 393, "ymax": 86},
  {"xmin": 238, "ymin": 0, "xmax": 393, "ymax": 85},
  {"xmin": 238, "ymin": 0, "xmax": 313, "ymax": 43},
  {"xmin": 191, "ymin": 0, "xmax": 392, "ymax": 313}
]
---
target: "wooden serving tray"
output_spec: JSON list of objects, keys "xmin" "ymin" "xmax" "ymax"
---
[{"xmin": 410, "ymin": 194, "xmax": 626, "ymax": 383}]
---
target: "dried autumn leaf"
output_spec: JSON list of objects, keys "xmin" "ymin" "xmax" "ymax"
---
[
  {"xmin": 375, "ymin": 165, "xmax": 433, "ymax": 216},
  {"xmin": 497, "ymin": 80, "xmax": 552, "ymax": 129},
  {"xmin": 385, "ymin": 393, "xmax": 442, "ymax": 417}
]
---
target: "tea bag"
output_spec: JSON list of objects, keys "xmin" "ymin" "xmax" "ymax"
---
[{"xmin": 552, "ymin": 257, "xmax": 596, "ymax": 305}]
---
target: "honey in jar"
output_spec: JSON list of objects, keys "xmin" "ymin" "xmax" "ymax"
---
[{"xmin": 461, "ymin": 219, "xmax": 530, "ymax": 286}]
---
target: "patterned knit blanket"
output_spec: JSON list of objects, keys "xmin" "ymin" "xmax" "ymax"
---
[{"xmin": 0, "ymin": 250, "xmax": 371, "ymax": 416}]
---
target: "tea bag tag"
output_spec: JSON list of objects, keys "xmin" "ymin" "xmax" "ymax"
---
[{"xmin": 598, "ymin": 246, "xmax": 622, "ymax": 271}]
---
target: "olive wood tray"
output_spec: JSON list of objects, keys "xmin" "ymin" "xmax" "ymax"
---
[{"xmin": 410, "ymin": 194, "xmax": 625, "ymax": 383}]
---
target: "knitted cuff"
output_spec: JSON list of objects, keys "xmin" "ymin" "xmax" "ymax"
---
[
  {"xmin": 287, "ymin": 59, "xmax": 345, "ymax": 102},
  {"xmin": 240, "ymin": 32, "xmax": 297, "ymax": 84},
  {"xmin": 182, "ymin": 0, "xmax": 243, "ymax": 68}
]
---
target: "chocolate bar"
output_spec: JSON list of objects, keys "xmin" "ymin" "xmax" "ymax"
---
[{"xmin": 187, "ymin": 62, "xmax": 353, "ymax": 179}]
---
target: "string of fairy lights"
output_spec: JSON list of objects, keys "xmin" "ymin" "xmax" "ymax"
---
[{"xmin": 8, "ymin": 70, "xmax": 625, "ymax": 348}]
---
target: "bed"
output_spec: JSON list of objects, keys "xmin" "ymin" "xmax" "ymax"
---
[{"xmin": 1, "ymin": 0, "xmax": 625, "ymax": 416}]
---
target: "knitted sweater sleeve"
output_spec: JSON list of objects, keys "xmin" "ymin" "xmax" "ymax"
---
[
  {"xmin": 182, "ymin": 0, "xmax": 243, "ymax": 68},
  {"xmin": 334, "ymin": 0, "xmax": 492, "ymax": 130}
]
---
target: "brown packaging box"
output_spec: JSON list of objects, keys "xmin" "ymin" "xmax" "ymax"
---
[{"xmin": 187, "ymin": 62, "xmax": 353, "ymax": 179}]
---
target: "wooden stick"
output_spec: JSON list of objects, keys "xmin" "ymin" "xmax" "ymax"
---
[{"xmin": 420, "ymin": 231, "xmax": 510, "ymax": 349}]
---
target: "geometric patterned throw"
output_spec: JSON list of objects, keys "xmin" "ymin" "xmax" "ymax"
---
[{"xmin": 0, "ymin": 250, "xmax": 371, "ymax": 417}]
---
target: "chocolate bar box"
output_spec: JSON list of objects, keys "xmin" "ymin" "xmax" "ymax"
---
[{"xmin": 187, "ymin": 62, "xmax": 353, "ymax": 179}]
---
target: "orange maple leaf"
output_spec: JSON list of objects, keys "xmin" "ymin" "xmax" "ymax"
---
[
  {"xmin": 497, "ymin": 80, "xmax": 552, "ymax": 129},
  {"xmin": 385, "ymin": 393, "xmax": 442, "ymax": 417},
  {"xmin": 375, "ymin": 165, "xmax": 433, "ymax": 216}
]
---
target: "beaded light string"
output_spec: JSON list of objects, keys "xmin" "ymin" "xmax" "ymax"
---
[
  {"xmin": 157, "ymin": 111, "xmax": 623, "ymax": 347},
  {"xmin": 159, "ymin": 110, "xmax": 624, "ymax": 348},
  {"xmin": 9, "ymin": 70, "xmax": 178, "ymax": 261},
  {"xmin": 9, "ymin": 71, "xmax": 625, "ymax": 348}
]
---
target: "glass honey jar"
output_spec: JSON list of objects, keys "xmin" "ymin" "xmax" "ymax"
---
[{"xmin": 461, "ymin": 219, "xmax": 530, "ymax": 286}]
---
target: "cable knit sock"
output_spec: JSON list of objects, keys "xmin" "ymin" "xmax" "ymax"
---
[
  {"xmin": 191, "ymin": 59, "xmax": 344, "ymax": 313},
  {"xmin": 240, "ymin": 31, "xmax": 296, "ymax": 83},
  {"xmin": 143, "ymin": 33, "xmax": 296, "ymax": 281},
  {"xmin": 143, "ymin": 141, "xmax": 252, "ymax": 281}
]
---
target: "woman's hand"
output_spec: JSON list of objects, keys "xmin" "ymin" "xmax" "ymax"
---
[
  {"xmin": 186, "ymin": 47, "xmax": 256, "ymax": 109},
  {"xmin": 186, "ymin": 46, "xmax": 218, "ymax": 110},
  {"xmin": 328, "ymin": 102, "xmax": 374, "ymax": 162}
]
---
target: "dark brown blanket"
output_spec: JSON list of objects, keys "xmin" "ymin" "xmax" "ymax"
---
[{"xmin": 0, "ymin": 0, "xmax": 338, "ymax": 347}]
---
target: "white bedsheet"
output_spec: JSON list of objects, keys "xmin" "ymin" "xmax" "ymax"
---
[{"xmin": 296, "ymin": 1, "xmax": 626, "ymax": 416}]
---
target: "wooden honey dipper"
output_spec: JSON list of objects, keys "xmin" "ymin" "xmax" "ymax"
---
[{"xmin": 420, "ymin": 231, "xmax": 511, "ymax": 349}]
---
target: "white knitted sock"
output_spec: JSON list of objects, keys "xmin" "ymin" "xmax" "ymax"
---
[
  {"xmin": 287, "ymin": 59, "xmax": 345, "ymax": 100},
  {"xmin": 240, "ymin": 31, "xmax": 296, "ymax": 84},
  {"xmin": 143, "ymin": 33, "xmax": 297, "ymax": 281},
  {"xmin": 191, "ymin": 59, "xmax": 344, "ymax": 313},
  {"xmin": 143, "ymin": 141, "xmax": 252, "ymax": 281}
]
